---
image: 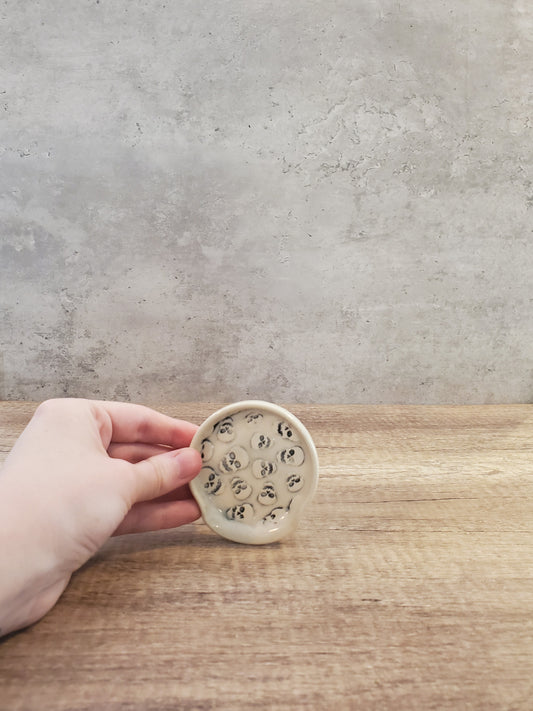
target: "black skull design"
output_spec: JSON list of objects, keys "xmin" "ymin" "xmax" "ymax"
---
[
  {"xmin": 277, "ymin": 446, "xmax": 305, "ymax": 466},
  {"xmin": 202, "ymin": 467, "xmax": 224, "ymax": 495},
  {"xmin": 226, "ymin": 503, "xmax": 254, "ymax": 521},
  {"xmin": 262, "ymin": 505, "xmax": 290, "ymax": 524},
  {"xmin": 276, "ymin": 421, "xmax": 299, "ymax": 441},
  {"xmin": 257, "ymin": 483, "xmax": 277, "ymax": 505},
  {"xmin": 231, "ymin": 477, "xmax": 252, "ymax": 500},
  {"xmin": 220, "ymin": 446, "xmax": 249, "ymax": 473},
  {"xmin": 287, "ymin": 473, "xmax": 304, "ymax": 492},
  {"xmin": 252, "ymin": 459, "xmax": 277, "ymax": 478},
  {"xmin": 251, "ymin": 433, "xmax": 272, "ymax": 450},
  {"xmin": 201, "ymin": 438, "xmax": 214, "ymax": 462},
  {"xmin": 215, "ymin": 416, "xmax": 235, "ymax": 443}
]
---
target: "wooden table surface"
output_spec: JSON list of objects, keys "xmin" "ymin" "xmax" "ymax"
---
[{"xmin": 0, "ymin": 402, "xmax": 532, "ymax": 710}]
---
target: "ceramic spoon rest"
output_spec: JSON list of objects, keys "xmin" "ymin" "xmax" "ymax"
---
[{"xmin": 190, "ymin": 401, "xmax": 319, "ymax": 544}]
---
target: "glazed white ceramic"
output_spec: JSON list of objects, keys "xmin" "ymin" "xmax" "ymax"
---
[{"xmin": 190, "ymin": 401, "xmax": 319, "ymax": 544}]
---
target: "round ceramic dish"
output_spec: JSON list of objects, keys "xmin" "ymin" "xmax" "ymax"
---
[{"xmin": 189, "ymin": 401, "xmax": 319, "ymax": 544}]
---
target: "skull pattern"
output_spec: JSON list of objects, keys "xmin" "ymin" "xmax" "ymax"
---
[
  {"xmin": 262, "ymin": 503, "xmax": 291, "ymax": 524},
  {"xmin": 251, "ymin": 433, "xmax": 272, "ymax": 450},
  {"xmin": 252, "ymin": 459, "xmax": 277, "ymax": 479},
  {"xmin": 191, "ymin": 404, "xmax": 317, "ymax": 538},
  {"xmin": 226, "ymin": 503, "xmax": 254, "ymax": 521},
  {"xmin": 276, "ymin": 421, "xmax": 299, "ymax": 442},
  {"xmin": 287, "ymin": 473, "xmax": 304, "ymax": 492},
  {"xmin": 277, "ymin": 446, "xmax": 305, "ymax": 466},
  {"xmin": 220, "ymin": 446, "xmax": 250, "ymax": 473},
  {"xmin": 215, "ymin": 416, "xmax": 235, "ymax": 442},
  {"xmin": 201, "ymin": 438, "xmax": 214, "ymax": 462},
  {"xmin": 201, "ymin": 466, "xmax": 225, "ymax": 495},
  {"xmin": 257, "ymin": 483, "xmax": 277, "ymax": 505},
  {"xmin": 231, "ymin": 477, "xmax": 252, "ymax": 500}
]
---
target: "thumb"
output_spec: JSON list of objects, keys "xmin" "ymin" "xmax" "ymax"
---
[{"xmin": 129, "ymin": 447, "xmax": 202, "ymax": 504}]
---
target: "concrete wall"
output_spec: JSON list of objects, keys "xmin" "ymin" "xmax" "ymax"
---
[{"xmin": 1, "ymin": 0, "xmax": 532, "ymax": 404}]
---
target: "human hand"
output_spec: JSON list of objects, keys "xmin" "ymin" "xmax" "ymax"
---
[{"xmin": 0, "ymin": 398, "xmax": 202, "ymax": 636}]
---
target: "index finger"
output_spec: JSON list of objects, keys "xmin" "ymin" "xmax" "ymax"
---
[{"xmin": 96, "ymin": 401, "xmax": 199, "ymax": 448}]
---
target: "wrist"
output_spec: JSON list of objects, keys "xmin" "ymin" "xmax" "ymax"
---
[{"xmin": 0, "ymin": 480, "xmax": 67, "ymax": 636}]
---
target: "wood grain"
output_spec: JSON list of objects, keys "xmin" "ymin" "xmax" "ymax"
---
[{"xmin": 1, "ymin": 402, "xmax": 532, "ymax": 710}]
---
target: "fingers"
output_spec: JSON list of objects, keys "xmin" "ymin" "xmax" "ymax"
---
[
  {"xmin": 129, "ymin": 447, "xmax": 202, "ymax": 505},
  {"xmin": 96, "ymin": 401, "xmax": 199, "ymax": 449},
  {"xmin": 113, "ymin": 498, "xmax": 201, "ymax": 536},
  {"xmin": 149, "ymin": 483, "xmax": 195, "ymax": 504},
  {"xmin": 107, "ymin": 442, "xmax": 172, "ymax": 463}
]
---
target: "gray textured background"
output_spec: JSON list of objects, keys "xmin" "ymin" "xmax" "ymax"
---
[{"xmin": 1, "ymin": 0, "xmax": 532, "ymax": 404}]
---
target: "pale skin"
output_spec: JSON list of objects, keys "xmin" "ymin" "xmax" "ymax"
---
[{"xmin": 0, "ymin": 398, "xmax": 203, "ymax": 637}]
